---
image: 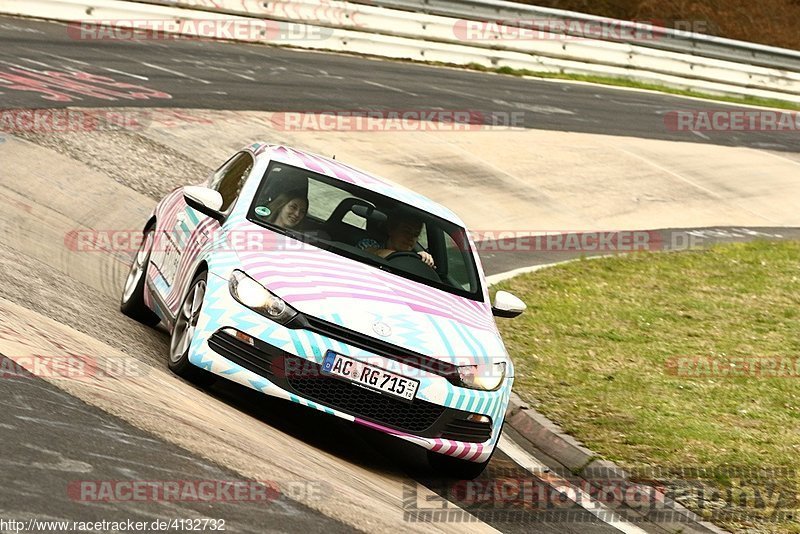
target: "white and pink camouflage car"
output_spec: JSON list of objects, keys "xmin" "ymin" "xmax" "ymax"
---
[{"xmin": 120, "ymin": 143, "xmax": 526, "ymax": 478}]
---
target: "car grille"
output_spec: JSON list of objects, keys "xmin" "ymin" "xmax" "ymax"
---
[
  {"xmin": 208, "ymin": 329, "xmax": 488, "ymax": 441},
  {"xmin": 440, "ymin": 418, "xmax": 492, "ymax": 443},
  {"xmin": 285, "ymin": 357, "xmax": 445, "ymax": 433},
  {"xmin": 288, "ymin": 314, "xmax": 462, "ymax": 385}
]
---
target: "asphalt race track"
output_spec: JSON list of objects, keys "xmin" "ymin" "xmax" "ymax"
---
[
  {"xmin": 1, "ymin": 13, "xmax": 798, "ymax": 534},
  {"xmin": 0, "ymin": 355, "xmax": 353, "ymax": 533},
  {"xmin": 0, "ymin": 17, "xmax": 798, "ymax": 152}
]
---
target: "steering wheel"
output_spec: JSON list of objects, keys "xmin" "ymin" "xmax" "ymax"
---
[
  {"xmin": 385, "ymin": 251, "xmax": 422, "ymax": 261},
  {"xmin": 385, "ymin": 251, "xmax": 440, "ymax": 281}
]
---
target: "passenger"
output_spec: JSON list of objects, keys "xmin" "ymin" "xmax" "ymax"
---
[
  {"xmin": 358, "ymin": 210, "xmax": 435, "ymax": 268},
  {"xmin": 265, "ymin": 191, "xmax": 308, "ymax": 229}
]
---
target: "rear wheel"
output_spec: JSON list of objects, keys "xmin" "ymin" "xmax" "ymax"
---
[
  {"xmin": 168, "ymin": 270, "xmax": 216, "ymax": 387},
  {"xmin": 120, "ymin": 226, "xmax": 160, "ymax": 327}
]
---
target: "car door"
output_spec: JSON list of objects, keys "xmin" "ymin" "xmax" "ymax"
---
[{"xmin": 152, "ymin": 151, "xmax": 255, "ymax": 319}]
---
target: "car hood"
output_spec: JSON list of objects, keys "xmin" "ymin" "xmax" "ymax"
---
[{"xmin": 230, "ymin": 225, "xmax": 506, "ymax": 365}]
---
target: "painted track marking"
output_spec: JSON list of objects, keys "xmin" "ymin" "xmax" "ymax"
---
[
  {"xmin": 499, "ymin": 433, "xmax": 650, "ymax": 534},
  {"xmin": 140, "ymin": 61, "xmax": 211, "ymax": 85}
]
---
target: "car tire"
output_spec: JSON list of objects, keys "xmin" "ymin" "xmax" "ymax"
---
[
  {"xmin": 427, "ymin": 447, "xmax": 493, "ymax": 480},
  {"xmin": 120, "ymin": 226, "xmax": 161, "ymax": 327},
  {"xmin": 168, "ymin": 270, "xmax": 217, "ymax": 387}
]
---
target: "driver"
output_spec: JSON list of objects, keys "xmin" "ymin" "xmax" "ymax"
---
[{"xmin": 358, "ymin": 209, "xmax": 435, "ymax": 268}]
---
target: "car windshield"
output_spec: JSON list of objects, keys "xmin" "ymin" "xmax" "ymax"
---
[{"xmin": 246, "ymin": 161, "xmax": 483, "ymax": 301}]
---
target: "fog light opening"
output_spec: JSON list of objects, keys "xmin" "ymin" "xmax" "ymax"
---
[
  {"xmin": 467, "ymin": 414, "xmax": 491, "ymax": 424},
  {"xmin": 221, "ymin": 328, "xmax": 255, "ymax": 346}
]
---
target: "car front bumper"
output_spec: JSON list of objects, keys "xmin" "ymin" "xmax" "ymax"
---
[{"xmin": 186, "ymin": 272, "xmax": 512, "ymax": 463}]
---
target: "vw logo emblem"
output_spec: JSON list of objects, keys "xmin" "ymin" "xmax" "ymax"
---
[{"xmin": 372, "ymin": 321, "xmax": 392, "ymax": 337}]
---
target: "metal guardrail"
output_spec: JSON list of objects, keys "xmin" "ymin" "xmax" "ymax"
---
[
  {"xmin": 354, "ymin": 0, "xmax": 800, "ymax": 72},
  {"xmin": 132, "ymin": 0, "xmax": 800, "ymax": 100},
  {"xmin": 8, "ymin": 0, "xmax": 800, "ymax": 102}
]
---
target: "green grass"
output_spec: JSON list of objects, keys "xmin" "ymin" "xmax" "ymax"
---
[
  {"xmin": 465, "ymin": 63, "xmax": 800, "ymax": 111},
  {"xmin": 495, "ymin": 241, "xmax": 800, "ymax": 532}
]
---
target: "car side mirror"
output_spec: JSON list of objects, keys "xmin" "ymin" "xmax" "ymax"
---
[
  {"xmin": 184, "ymin": 186, "xmax": 225, "ymax": 222},
  {"xmin": 492, "ymin": 290, "xmax": 526, "ymax": 318}
]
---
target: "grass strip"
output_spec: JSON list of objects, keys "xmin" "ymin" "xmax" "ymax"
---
[
  {"xmin": 465, "ymin": 63, "xmax": 800, "ymax": 110},
  {"xmin": 496, "ymin": 241, "xmax": 800, "ymax": 531}
]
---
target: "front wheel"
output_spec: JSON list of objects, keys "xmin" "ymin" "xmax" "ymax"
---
[
  {"xmin": 168, "ymin": 271, "xmax": 216, "ymax": 387},
  {"xmin": 120, "ymin": 226, "xmax": 160, "ymax": 327}
]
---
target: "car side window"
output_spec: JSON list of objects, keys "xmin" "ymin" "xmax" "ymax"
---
[
  {"xmin": 443, "ymin": 231, "xmax": 473, "ymax": 290},
  {"xmin": 418, "ymin": 224, "xmax": 429, "ymax": 249},
  {"xmin": 210, "ymin": 152, "xmax": 254, "ymax": 212},
  {"xmin": 208, "ymin": 153, "xmax": 238, "ymax": 189}
]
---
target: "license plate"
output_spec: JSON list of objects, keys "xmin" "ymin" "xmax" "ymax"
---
[{"xmin": 321, "ymin": 351, "xmax": 418, "ymax": 402}]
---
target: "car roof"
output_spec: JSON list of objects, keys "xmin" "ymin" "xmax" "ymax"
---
[{"xmin": 247, "ymin": 142, "xmax": 465, "ymax": 226}]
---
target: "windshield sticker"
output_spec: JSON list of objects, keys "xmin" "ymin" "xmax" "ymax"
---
[{"xmin": 254, "ymin": 206, "xmax": 271, "ymax": 217}]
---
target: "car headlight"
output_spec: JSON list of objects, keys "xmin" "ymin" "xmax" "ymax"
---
[
  {"xmin": 457, "ymin": 361, "xmax": 507, "ymax": 391},
  {"xmin": 229, "ymin": 270, "xmax": 297, "ymax": 324}
]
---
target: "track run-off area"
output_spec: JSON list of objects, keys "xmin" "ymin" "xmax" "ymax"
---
[{"xmin": 1, "ymin": 14, "xmax": 799, "ymax": 534}]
